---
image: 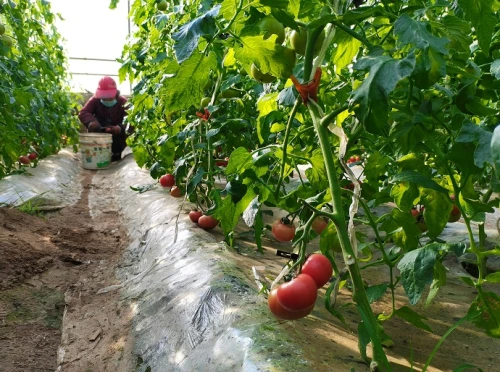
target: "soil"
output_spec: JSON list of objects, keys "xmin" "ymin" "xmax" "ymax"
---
[{"xmin": 0, "ymin": 172, "xmax": 133, "ymax": 372}]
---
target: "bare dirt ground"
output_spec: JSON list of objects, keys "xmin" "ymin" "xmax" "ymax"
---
[{"xmin": 0, "ymin": 172, "xmax": 133, "ymax": 372}]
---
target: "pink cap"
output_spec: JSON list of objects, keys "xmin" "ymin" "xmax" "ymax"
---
[{"xmin": 95, "ymin": 76, "xmax": 118, "ymax": 99}]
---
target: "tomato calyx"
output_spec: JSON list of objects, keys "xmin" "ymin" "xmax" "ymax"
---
[
  {"xmin": 196, "ymin": 108, "xmax": 210, "ymax": 121},
  {"xmin": 290, "ymin": 67, "xmax": 322, "ymax": 105}
]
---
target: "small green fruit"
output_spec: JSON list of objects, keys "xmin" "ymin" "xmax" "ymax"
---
[
  {"xmin": 0, "ymin": 23, "xmax": 5, "ymax": 36},
  {"xmin": 200, "ymin": 97, "xmax": 211, "ymax": 108},
  {"xmin": 250, "ymin": 64, "xmax": 276, "ymax": 84},
  {"xmin": 1, "ymin": 35, "xmax": 12, "ymax": 47},
  {"xmin": 157, "ymin": 0, "xmax": 167, "ymax": 11}
]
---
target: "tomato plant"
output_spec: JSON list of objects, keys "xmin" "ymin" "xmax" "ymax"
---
[
  {"xmin": 118, "ymin": 0, "xmax": 500, "ymax": 368},
  {"xmin": 0, "ymin": 1, "xmax": 79, "ymax": 179}
]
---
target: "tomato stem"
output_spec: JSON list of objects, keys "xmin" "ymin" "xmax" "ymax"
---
[
  {"xmin": 275, "ymin": 98, "xmax": 302, "ymax": 198},
  {"xmin": 308, "ymin": 102, "xmax": 391, "ymax": 370}
]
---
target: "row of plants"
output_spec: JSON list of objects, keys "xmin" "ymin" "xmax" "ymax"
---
[
  {"xmin": 0, "ymin": 0, "xmax": 79, "ymax": 179},
  {"xmin": 115, "ymin": 0, "xmax": 500, "ymax": 370}
]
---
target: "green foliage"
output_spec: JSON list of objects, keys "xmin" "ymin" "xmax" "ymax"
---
[
  {"xmin": 0, "ymin": 0, "xmax": 78, "ymax": 179},
  {"xmin": 119, "ymin": 0, "xmax": 500, "ymax": 368}
]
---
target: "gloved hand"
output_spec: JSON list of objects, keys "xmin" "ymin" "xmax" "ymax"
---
[
  {"xmin": 88, "ymin": 121, "xmax": 102, "ymax": 132},
  {"xmin": 105, "ymin": 125, "xmax": 122, "ymax": 136}
]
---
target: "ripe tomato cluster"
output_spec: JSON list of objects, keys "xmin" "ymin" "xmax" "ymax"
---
[
  {"xmin": 346, "ymin": 155, "xmax": 362, "ymax": 164},
  {"xmin": 18, "ymin": 152, "xmax": 37, "ymax": 165},
  {"xmin": 268, "ymin": 254, "xmax": 333, "ymax": 320},
  {"xmin": 189, "ymin": 210, "xmax": 219, "ymax": 230}
]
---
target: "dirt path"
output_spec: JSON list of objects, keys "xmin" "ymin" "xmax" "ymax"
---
[{"xmin": 0, "ymin": 171, "xmax": 133, "ymax": 372}]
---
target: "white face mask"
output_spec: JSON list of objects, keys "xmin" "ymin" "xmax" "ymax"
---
[{"xmin": 101, "ymin": 99, "xmax": 117, "ymax": 107}]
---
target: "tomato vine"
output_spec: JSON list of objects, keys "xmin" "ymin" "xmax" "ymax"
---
[
  {"xmin": 117, "ymin": 0, "xmax": 500, "ymax": 369},
  {"xmin": 0, "ymin": 0, "xmax": 79, "ymax": 178}
]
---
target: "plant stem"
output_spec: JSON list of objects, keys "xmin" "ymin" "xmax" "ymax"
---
[
  {"xmin": 422, "ymin": 315, "xmax": 469, "ymax": 371},
  {"xmin": 275, "ymin": 98, "xmax": 301, "ymax": 198},
  {"xmin": 308, "ymin": 103, "xmax": 390, "ymax": 370},
  {"xmin": 331, "ymin": 20, "xmax": 373, "ymax": 48}
]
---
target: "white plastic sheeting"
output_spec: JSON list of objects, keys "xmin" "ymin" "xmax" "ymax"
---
[
  {"xmin": 95, "ymin": 157, "xmax": 260, "ymax": 372},
  {"xmin": 0, "ymin": 149, "xmax": 82, "ymax": 209}
]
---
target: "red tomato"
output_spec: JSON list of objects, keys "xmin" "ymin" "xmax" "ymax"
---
[
  {"xmin": 18, "ymin": 156, "xmax": 30, "ymax": 164},
  {"xmin": 268, "ymin": 287, "xmax": 314, "ymax": 320},
  {"xmin": 198, "ymin": 215, "xmax": 219, "ymax": 230},
  {"xmin": 160, "ymin": 174, "xmax": 175, "ymax": 188},
  {"xmin": 355, "ymin": 155, "xmax": 362, "ymax": 162},
  {"xmin": 311, "ymin": 217, "xmax": 328, "ymax": 235},
  {"xmin": 189, "ymin": 210, "xmax": 203, "ymax": 223},
  {"xmin": 170, "ymin": 186, "xmax": 182, "ymax": 198},
  {"xmin": 300, "ymin": 254, "xmax": 333, "ymax": 288},
  {"xmin": 215, "ymin": 160, "xmax": 228, "ymax": 167},
  {"xmin": 276, "ymin": 274, "xmax": 317, "ymax": 311},
  {"xmin": 448, "ymin": 205, "xmax": 461, "ymax": 223},
  {"xmin": 28, "ymin": 152, "xmax": 38, "ymax": 161},
  {"xmin": 411, "ymin": 208, "xmax": 420, "ymax": 219},
  {"xmin": 272, "ymin": 219, "xmax": 296, "ymax": 242}
]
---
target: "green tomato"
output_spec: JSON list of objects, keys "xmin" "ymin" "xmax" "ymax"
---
[
  {"xmin": 0, "ymin": 23, "xmax": 5, "ymax": 36},
  {"xmin": 290, "ymin": 27, "xmax": 325, "ymax": 56},
  {"xmin": 1, "ymin": 35, "xmax": 12, "ymax": 47},
  {"xmin": 220, "ymin": 88, "xmax": 241, "ymax": 99},
  {"xmin": 157, "ymin": 0, "xmax": 167, "ymax": 11},
  {"xmin": 257, "ymin": 16, "xmax": 285, "ymax": 45},
  {"xmin": 250, "ymin": 64, "xmax": 276, "ymax": 84},
  {"xmin": 200, "ymin": 97, "xmax": 211, "ymax": 108}
]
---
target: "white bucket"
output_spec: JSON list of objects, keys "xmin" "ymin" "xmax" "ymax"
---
[{"xmin": 79, "ymin": 133, "xmax": 113, "ymax": 170}]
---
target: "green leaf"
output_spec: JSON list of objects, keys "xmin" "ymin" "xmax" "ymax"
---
[
  {"xmin": 350, "ymin": 52, "xmax": 416, "ymax": 135},
  {"xmin": 453, "ymin": 364, "xmax": 483, "ymax": 372},
  {"xmin": 438, "ymin": 16, "xmax": 473, "ymax": 53},
  {"xmin": 379, "ymin": 208, "xmax": 421, "ymax": 251},
  {"xmin": 305, "ymin": 149, "xmax": 329, "ymax": 191},
  {"xmin": 397, "ymin": 246, "xmax": 437, "ymax": 305},
  {"xmin": 420, "ymin": 188, "xmax": 453, "ymax": 238},
  {"xmin": 491, "ymin": 59, "xmax": 500, "ymax": 79},
  {"xmin": 172, "ymin": 5, "xmax": 221, "ymax": 63},
  {"xmin": 234, "ymin": 34, "xmax": 295, "ymax": 79},
  {"xmin": 425, "ymin": 260, "xmax": 447, "ymax": 307},
  {"xmin": 456, "ymin": 122, "xmax": 493, "ymax": 168},
  {"xmin": 365, "ymin": 284, "xmax": 388, "ymax": 304},
  {"xmin": 485, "ymin": 272, "xmax": 500, "ymax": 283},
  {"xmin": 395, "ymin": 306, "xmax": 432, "ymax": 332},
  {"xmin": 467, "ymin": 291, "xmax": 500, "ymax": 338},
  {"xmin": 161, "ymin": 52, "xmax": 217, "ymax": 115},
  {"xmin": 390, "ymin": 182, "xmax": 419, "ymax": 211},
  {"xmin": 187, "ymin": 167, "xmax": 206, "ymax": 194},
  {"xmin": 394, "ymin": 14, "xmax": 449, "ymax": 54},
  {"xmin": 460, "ymin": 276, "xmax": 476, "ymax": 286},
  {"xmin": 331, "ymin": 29, "xmax": 362, "ymax": 74},
  {"xmin": 457, "ymin": 0, "xmax": 496, "ymax": 54},
  {"xmin": 392, "ymin": 170, "xmax": 448, "ymax": 193},
  {"xmin": 257, "ymin": 92, "xmax": 279, "ymax": 121},
  {"xmin": 448, "ymin": 142, "xmax": 482, "ymax": 176},
  {"xmin": 226, "ymin": 147, "xmax": 254, "ymax": 175},
  {"xmin": 364, "ymin": 151, "xmax": 391, "ymax": 184},
  {"xmin": 491, "ymin": 125, "xmax": 500, "ymax": 179}
]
